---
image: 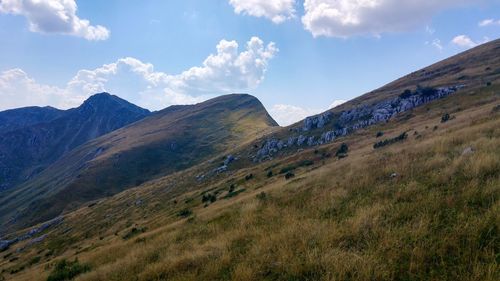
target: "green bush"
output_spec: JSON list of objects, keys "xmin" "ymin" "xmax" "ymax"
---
[
  {"xmin": 46, "ymin": 259, "xmax": 90, "ymax": 281},
  {"xmin": 335, "ymin": 143, "xmax": 349, "ymax": 158},
  {"xmin": 202, "ymin": 193, "xmax": 217, "ymax": 204},
  {"xmin": 441, "ymin": 113, "xmax": 451, "ymax": 123},
  {"xmin": 373, "ymin": 132, "xmax": 408, "ymax": 149},
  {"xmin": 267, "ymin": 170, "xmax": 273, "ymax": 178},
  {"xmin": 122, "ymin": 227, "xmax": 146, "ymax": 240},
  {"xmin": 177, "ymin": 209, "xmax": 193, "ymax": 218},
  {"xmin": 285, "ymin": 172, "xmax": 295, "ymax": 180}
]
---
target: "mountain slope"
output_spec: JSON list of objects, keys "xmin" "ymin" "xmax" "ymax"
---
[
  {"xmin": 0, "ymin": 106, "xmax": 64, "ymax": 133},
  {"xmin": 0, "ymin": 93, "xmax": 150, "ymax": 191},
  {"xmin": 0, "ymin": 94, "xmax": 278, "ymax": 231},
  {"xmin": 0, "ymin": 40, "xmax": 498, "ymax": 281}
]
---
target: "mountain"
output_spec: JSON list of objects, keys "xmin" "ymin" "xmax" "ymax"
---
[
  {"xmin": 0, "ymin": 106, "xmax": 64, "ymax": 133},
  {"xmin": 0, "ymin": 40, "xmax": 499, "ymax": 281},
  {"xmin": 0, "ymin": 93, "xmax": 150, "ymax": 191},
  {"xmin": 0, "ymin": 94, "xmax": 278, "ymax": 231}
]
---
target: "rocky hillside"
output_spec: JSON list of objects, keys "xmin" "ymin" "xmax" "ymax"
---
[
  {"xmin": 0, "ymin": 94, "xmax": 278, "ymax": 232},
  {"xmin": 245, "ymin": 38, "xmax": 500, "ymax": 163},
  {"xmin": 0, "ymin": 93, "xmax": 150, "ymax": 191},
  {"xmin": 0, "ymin": 40, "xmax": 498, "ymax": 281}
]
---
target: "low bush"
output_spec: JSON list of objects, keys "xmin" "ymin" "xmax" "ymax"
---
[
  {"xmin": 46, "ymin": 259, "xmax": 90, "ymax": 281},
  {"xmin": 202, "ymin": 193, "xmax": 217, "ymax": 204},
  {"xmin": 177, "ymin": 209, "xmax": 192, "ymax": 218},
  {"xmin": 122, "ymin": 227, "xmax": 146, "ymax": 240},
  {"xmin": 373, "ymin": 132, "xmax": 408, "ymax": 149},
  {"xmin": 335, "ymin": 143, "xmax": 349, "ymax": 158},
  {"xmin": 441, "ymin": 113, "xmax": 451, "ymax": 123},
  {"xmin": 285, "ymin": 172, "xmax": 295, "ymax": 180}
]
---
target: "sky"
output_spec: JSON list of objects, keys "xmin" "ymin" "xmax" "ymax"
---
[{"xmin": 0, "ymin": 0, "xmax": 499, "ymax": 126}]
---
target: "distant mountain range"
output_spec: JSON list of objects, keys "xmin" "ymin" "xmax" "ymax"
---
[
  {"xmin": 0, "ymin": 94, "xmax": 277, "ymax": 230},
  {"xmin": 0, "ymin": 39, "xmax": 499, "ymax": 234},
  {"xmin": 0, "ymin": 93, "xmax": 150, "ymax": 191}
]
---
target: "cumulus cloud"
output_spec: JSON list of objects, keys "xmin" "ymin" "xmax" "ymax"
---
[
  {"xmin": 479, "ymin": 18, "xmax": 500, "ymax": 27},
  {"xmin": 270, "ymin": 99, "xmax": 347, "ymax": 126},
  {"xmin": 301, "ymin": 0, "xmax": 478, "ymax": 38},
  {"xmin": 229, "ymin": 0, "xmax": 296, "ymax": 24},
  {"xmin": 0, "ymin": 68, "xmax": 74, "ymax": 110},
  {"xmin": 330, "ymin": 99, "xmax": 346, "ymax": 109},
  {"xmin": 0, "ymin": 0, "xmax": 109, "ymax": 40},
  {"xmin": 270, "ymin": 104, "xmax": 322, "ymax": 126},
  {"xmin": 451, "ymin": 35, "xmax": 489, "ymax": 49},
  {"xmin": 0, "ymin": 37, "xmax": 277, "ymax": 111}
]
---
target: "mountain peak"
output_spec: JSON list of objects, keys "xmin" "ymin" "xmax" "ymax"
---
[{"xmin": 79, "ymin": 92, "xmax": 150, "ymax": 116}]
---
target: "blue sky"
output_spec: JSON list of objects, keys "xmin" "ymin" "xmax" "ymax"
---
[{"xmin": 0, "ymin": 0, "xmax": 499, "ymax": 125}]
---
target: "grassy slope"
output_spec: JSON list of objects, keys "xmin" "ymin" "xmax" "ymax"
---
[
  {"xmin": 0, "ymin": 94, "xmax": 278, "ymax": 232},
  {"xmin": 1, "ymin": 42, "xmax": 499, "ymax": 281}
]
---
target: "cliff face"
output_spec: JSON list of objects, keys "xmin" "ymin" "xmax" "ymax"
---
[{"xmin": 255, "ymin": 85, "xmax": 463, "ymax": 161}]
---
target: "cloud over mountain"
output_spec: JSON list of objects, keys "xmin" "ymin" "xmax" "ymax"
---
[
  {"xmin": 0, "ymin": 37, "xmax": 277, "ymax": 111},
  {"xmin": 229, "ymin": 0, "xmax": 296, "ymax": 24}
]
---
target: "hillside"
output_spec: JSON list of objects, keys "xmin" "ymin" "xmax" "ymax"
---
[
  {"xmin": 0, "ymin": 40, "xmax": 499, "ymax": 281},
  {"xmin": 0, "ymin": 93, "xmax": 150, "ymax": 191},
  {"xmin": 0, "ymin": 106, "xmax": 64, "ymax": 134},
  {"xmin": 0, "ymin": 94, "xmax": 278, "ymax": 232}
]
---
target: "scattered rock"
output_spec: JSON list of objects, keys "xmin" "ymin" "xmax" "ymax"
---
[{"xmin": 461, "ymin": 147, "xmax": 474, "ymax": 156}]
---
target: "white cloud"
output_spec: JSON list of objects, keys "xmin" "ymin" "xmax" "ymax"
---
[
  {"xmin": 479, "ymin": 18, "xmax": 500, "ymax": 27},
  {"xmin": 451, "ymin": 35, "xmax": 490, "ymax": 49},
  {"xmin": 425, "ymin": 38, "xmax": 443, "ymax": 51},
  {"xmin": 270, "ymin": 99, "xmax": 347, "ymax": 126},
  {"xmin": 451, "ymin": 35, "xmax": 477, "ymax": 48},
  {"xmin": 301, "ymin": 0, "xmax": 477, "ymax": 38},
  {"xmin": 229, "ymin": 0, "xmax": 296, "ymax": 24},
  {"xmin": 0, "ymin": 0, "xmax": 109, "ymax": 40},
  {"xmin": 0, "ymin": 37, "xmax": 277, "ymax": 111},
  {"xmin": 270, "ymin": 104, "xmax": 322, "ymax": 126},
  {"xmin": 329, "ymin": 99, "xmax": 346, "ymax": 109}
]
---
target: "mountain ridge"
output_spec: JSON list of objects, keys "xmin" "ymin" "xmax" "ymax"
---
[{"xmin": 0, "ymin": 93, "xmax": 150, "ymax": 191}]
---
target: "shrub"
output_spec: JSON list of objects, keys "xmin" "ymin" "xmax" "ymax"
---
[
  {"xmin": 417, "ymin": 86, "xmax": 437, "ymax": 97},
  {"xmin": 279, "ymin": 160, "xmax": 313, "ymax": 174},
  {"xmin": 224, "ymin": 188, "xmax": 246, "ymax": 199},
  {"xmin": 335, "ymin": 143, "xmax": 349, "ymax": 158},
  {"xmin": 285, "ymin": 172, "xmax": 295, "ymax": 180},
  {"xmin": 441, "ymin": 113, "xmax": 451, "ymax": 123},
  {"xmin": 229, "ymin": 184, "xmax": 236, "ymax": 193},
  {"xmin": 177, "ymin": 209, "xmax": 192, "ymax": 218},
  {"xmin": 486, "ymin": 82, "xmax": 492, "ymax": 86},
  {"xmin": 256, "ymin": 192, "xmax": 267, "ymax": 201},
  {"xmin": 399, "ymin": 89, "xmax": 413, "ymax": 99},
  {"xmin": 202, "ymin": 193, "xmax": 217, "ymax": 204},
  {"xmin": 267, "ymin": 170, "xmax": 273, "ymax": 178},
  {"xmin": 376, "ymin": 131, "xmax": 384, "ymax": 138},
  {"xmin": 373, "ymin": 132, "xmax": 408, "ymax": 149},
  {"xmin": 46, "ymin": 259, "xmax": 90, "ymax": 281},
  {"xmin": 122, "ymin": 227, "xmax": 146, "ymax": 240},
  {"xmin": 245, "ymin": 174, "xmax": 254, "ymax": 181}
]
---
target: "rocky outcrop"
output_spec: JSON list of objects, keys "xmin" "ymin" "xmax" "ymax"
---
[
  {"xmin": 0, "ymin": 216, "xmax": 62, "ymax": 251},
  {"xmin": 254, "ymin": 85, "xmax": 464, "ymax": 161}
]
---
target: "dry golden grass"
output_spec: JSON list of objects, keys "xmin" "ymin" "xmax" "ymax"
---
[{"xmin": 2, "ymin": 86, "xmax": 499, "ymax": 281}]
